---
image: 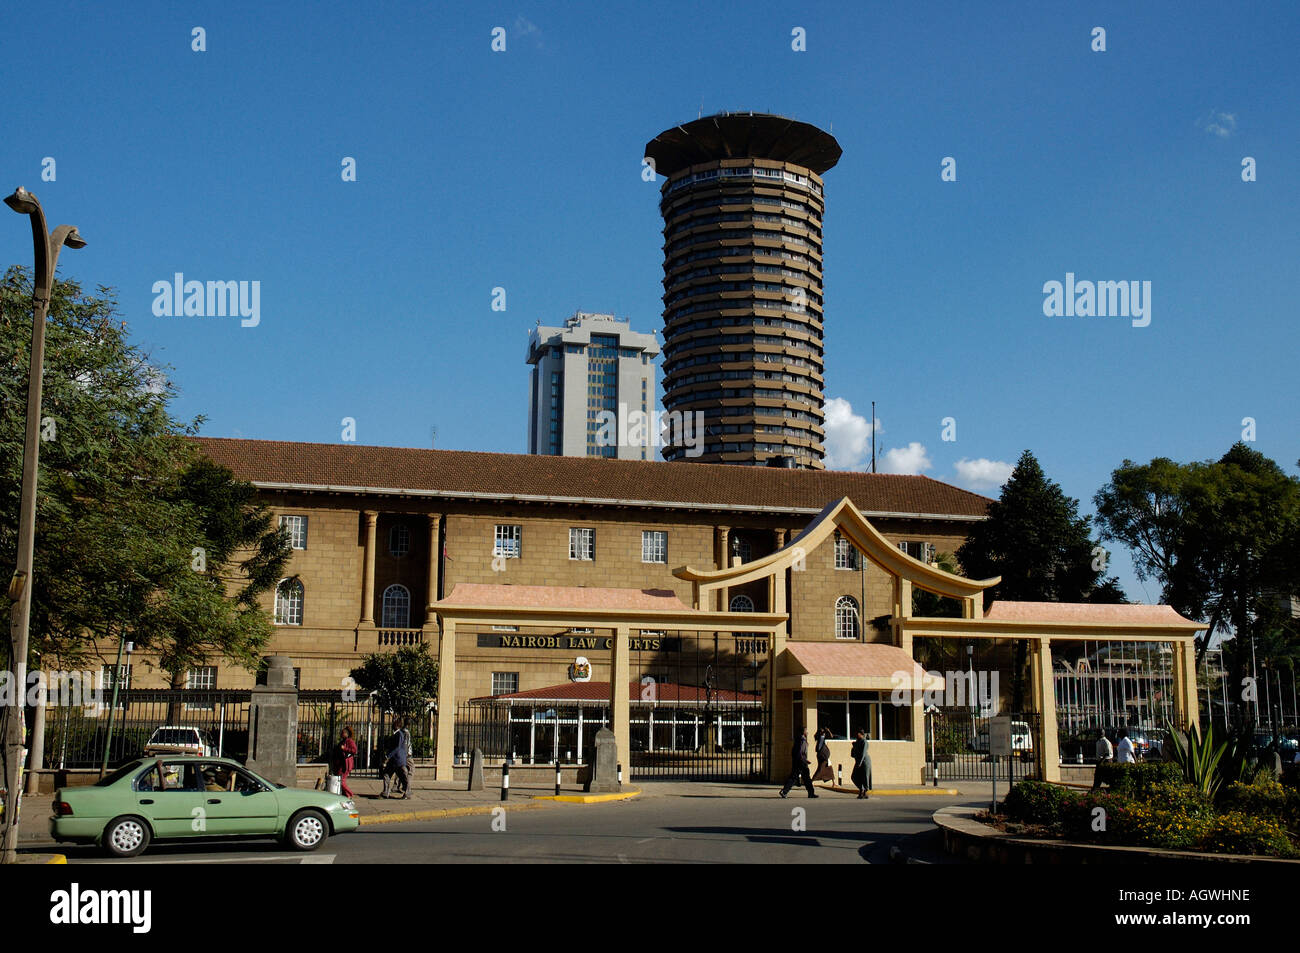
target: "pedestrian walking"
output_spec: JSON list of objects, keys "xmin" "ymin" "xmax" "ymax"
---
[
  {"xmin": 811, "ymin": 726, "xmax": 835, "ymax": 784},
  {"xmin": 1090, "ymin": 729, "xmax": 1115, "ymax": 790},
  {"xmin": 381, "ymin": 717, "xmax": 412, "ymax": 799},
  {"xmin": 779, "ymin": 725, "xmax": 818, "ymax": 798},
  {"xmin": 1116, "ymin": 728, "xmax": 1136, "ymax": 764},
  {"xmin": 850, "ymin": 728, "xmax": 872, "ymax": 799},
  {"xmin": 334, "ymin": 724, "xmax": 358, "ymax": 798}
]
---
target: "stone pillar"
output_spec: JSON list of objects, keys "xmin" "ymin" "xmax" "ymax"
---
[
  {"xmin": 435, "ymin": 620, "xmax": 457, "ymax": 780},
  {"xmin": 774, "ymin": 528, "xmax": 787, "ymax": 549},
  {"xmin": 610, "ymin": 624, "xmax": 631, "ymax": 779},
  {"xmin": 361, "ymin": 510, "xmax": 378, "ymax": 625},
  {"xmin": 467, "ymin": 747, "xmax": 484, "ymax": 791},
  {"xmin": 1179, "ymin": 638, "xmax": 1201, "ymax": 730},
  {"xmin": 899, "ymin": 579, "xmax": 913, "ymax": 619},
  {"xmin": 588, "ymin": 728, "xmax": 621, "ymax": 793},
  {"xmin": 799, "ymin": 689, "xmax": 817, "ymax": 737},
  {"xmin": 768, "ymin": 568, "xmax": 791, "ymax": 782},
  {"xmin": 425, "ymin": 513, "xmax": 442, "ymax": 623},
  {"xmin": 1034, "ymin": 637, "xmax": 1060, "ymax": 782},
  {"xmin": 714, "ymin": 526, "xmax": 729, "ymax": 610},
  {"xmin": 246, "ymin": 657, "xmax": 299, "ymax": 788}
]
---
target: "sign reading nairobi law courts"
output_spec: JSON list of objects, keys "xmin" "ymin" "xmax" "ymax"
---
[{"xmin": 477, "ymin": 633, "xmax": 681, "ymax": 651}]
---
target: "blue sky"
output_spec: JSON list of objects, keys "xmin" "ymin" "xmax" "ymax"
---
[{"xmin": 2, "ymin": 1, "xmax": 1297, "ymax": 603}]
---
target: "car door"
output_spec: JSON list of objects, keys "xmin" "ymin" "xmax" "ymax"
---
[
  {"xmin": 196, "ymin": 763, "xmax": 280, "ymax": 836},
  {"xmin": 134, "ymin": 761, "xmax": 204, "ymax": 839}
]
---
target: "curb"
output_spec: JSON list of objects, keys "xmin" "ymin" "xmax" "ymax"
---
[
  {"xmin": 16, "ymin": 853, "xmax": 67, "ymax": 864},
  {"xmin": 530, "ymin": 789, "xmax": 641, "ymax": 804}
]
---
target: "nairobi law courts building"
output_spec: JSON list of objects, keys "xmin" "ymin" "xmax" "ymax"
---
[{"xmin": 176, "ymin": 438, "xmax": 1203, "ymax": 784}]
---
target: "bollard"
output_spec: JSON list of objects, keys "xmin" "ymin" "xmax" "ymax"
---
[
  {"xmin": 837, "ymin": 763, "xmax": 843, "ymax": 788},
  {"xmin": 555, "ymin": 759, "xmax": 562, "ymax": 796},
  {"xmin": 501, "ymin": 762, "xmax": 510, "ymax": 801}
]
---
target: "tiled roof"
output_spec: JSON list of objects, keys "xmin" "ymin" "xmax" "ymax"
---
[
  {"xmin": 984, "ymin": 602, "xmax": 1203, "ymax": 627},
  {"xmin": 437, "ymin": 584, "xmax": 690, "ymax": 612},
  {"xmin": 785, "ymin": 642, "xmax": 930, "ymax": 680},
  {"xmin": 190, "ymin": 437, "xmax": 992, "ymax": 518},
  {"xmin": 471, "ymin": 681, "xmax": 762, "ymax": 704}
]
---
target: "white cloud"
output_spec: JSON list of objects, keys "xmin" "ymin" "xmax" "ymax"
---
[
  {"xmin": 823, "ymin": 397, "xmax": 880, "ymax": 470},
  {"xmin": 1197, "ymin": 110, "xmax": 1236, "ymax": 138},
  {"xmin": 513, "ymin": 15, "xmax": 544, "ymax": 47},
  {"xmin": 878, "ymin": 442, "xmax": 932, "ymax": 475},
  {"xmin": 953, "ymin": 457, "xmax": 1014, "ymax": 490}
]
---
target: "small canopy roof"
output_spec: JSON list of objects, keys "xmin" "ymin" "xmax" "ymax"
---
[
  {"xmin": 778, "ymin": 642, "xmax": 941, "ymax": 691},
  {"xmin": 984, "ymin": 602, "xmax": 1201, "ymax": 628}
]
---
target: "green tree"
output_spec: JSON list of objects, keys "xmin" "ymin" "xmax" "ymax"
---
[
  {"xmin": 349, "ymin": 643, "xmax": 440, "ymax": 721},
  {"xmin": 1, "ymin": 266, "xmax": 289, "ymax": 684},
  {"xmin": 1094, "ymin": 444, "xmax": 1300, "ymax": 688},
  {"xmin": 956, "ymin": 450, "xmax": 1121, "ymax": 709}
]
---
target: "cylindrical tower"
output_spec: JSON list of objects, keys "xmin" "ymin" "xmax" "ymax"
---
[{"xmin": 645, "ymin": 112, "xmax": 841, "ymax": 468}]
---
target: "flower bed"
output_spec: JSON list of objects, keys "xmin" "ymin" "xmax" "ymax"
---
[{"xmin": 993, "ymin": 767, "xmax": 1300, "ymax": 859}]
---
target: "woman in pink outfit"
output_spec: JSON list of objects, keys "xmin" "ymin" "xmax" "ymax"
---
[{"xmin": 335, "ymin": 725, "xmax": 358, "ymax": 797}]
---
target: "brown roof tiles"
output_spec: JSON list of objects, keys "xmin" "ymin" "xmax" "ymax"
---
[{"xmin": 191, "ymin": 437, "xmax": 992, "ymax": 519}]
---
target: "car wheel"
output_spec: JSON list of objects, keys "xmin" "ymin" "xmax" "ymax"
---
[
  {"xmin": 103, "ymin": 816, "xmax": 152, "ymax": 858},
  {"xmin": 286, "ymin": 809, "xmax": 329, "ymax": 851}
]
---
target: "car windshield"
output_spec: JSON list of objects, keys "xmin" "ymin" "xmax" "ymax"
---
[
  {"xmin": 149, "ymin": 728, "xmax": 200, "ymax": 745},
  {"xmin": 95, "ymin": 761, "xmax": 146, "ymax": 786}
]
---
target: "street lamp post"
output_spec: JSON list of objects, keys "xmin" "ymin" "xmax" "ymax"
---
[{"xmin": 1, "ymin": 187, "xmax": 85, "ymax": 864}]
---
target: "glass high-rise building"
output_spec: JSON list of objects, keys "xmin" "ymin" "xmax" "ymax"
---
[
  {"xmin": 645, "ymin": 112, "xmax": 841, "ymax": 468},
  {"xmin": 526, "ymin": 312, "xmax": 660, "ymax": 459}
]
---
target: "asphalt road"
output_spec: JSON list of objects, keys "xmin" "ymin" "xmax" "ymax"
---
[{"xmin": 29, "ymin": 787, "xmax": 981, "ymax": 864}]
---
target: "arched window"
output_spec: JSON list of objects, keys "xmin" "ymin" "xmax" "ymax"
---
[
  {"xmin": 729, "ymin": 594, "xmax": 755, "ymax": 613},
  {"xmin": 381, "ymin": 585, "xmax": 410, "ymax": 628},
  {"xmin": 275, "ymin": 579, "xmax": 304, "ymax": 626},
  {"xmin": 836, "ymin": 595, "xmax": 860, "ymax": 640},
  {"xmin": 389, "ymin": 524, "xmax": 410, "ymax": 557}
]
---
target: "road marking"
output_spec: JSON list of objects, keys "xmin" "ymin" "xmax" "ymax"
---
[{"xmin": 636, "ymin": 837, "xmax": 657, "ymax": 844}]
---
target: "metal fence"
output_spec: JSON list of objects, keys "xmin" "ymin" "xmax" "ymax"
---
[
  {"xmin": 42, "ymin": 690, "xmax": 253, "ymax": 769},
  {"xmin": 926, "ymin": 709, "xmax": 1042, "ymax": 782},
  {"xmin": 630, "ymin": 702, "xmax": 768, "ymax": 781},
  {"xmin": 39, "ymin": 689, "xmax": 436, "ymax": 773}
]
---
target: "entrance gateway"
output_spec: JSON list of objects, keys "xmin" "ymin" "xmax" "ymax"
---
[{"xmin": 430, "ymin": 498, "xmax": 1205, "ymax": 785}]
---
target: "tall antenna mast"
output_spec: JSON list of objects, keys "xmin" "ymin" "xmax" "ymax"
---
[{"xmin": 871, "ymin": 401, "xmax": 876, "ymax": 473}]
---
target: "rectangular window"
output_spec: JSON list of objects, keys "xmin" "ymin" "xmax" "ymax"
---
[
  {"xmin": 185, "ymin": 665, "xmax": 217, "ymax": 711},
  {"xmin": 834, "ymin": 535, "xmax": 859, "ymax": 570},
  {"xmin": 185, "ymin": 666, "xmax": 217, "ymax": 690},
  {"xmin": 492, "ymin": 672, "xmax": 519, "ymax": 696},
  {"xmin": 494, "ymin": 524, "xmax": 522, "ymax": 558},
  {"xmin": 101, "ymin": 664, "xmax": 132, "ymax": 692},
  {"xmin": 569, "ymin": 527, "xmax": 595, "ymax": 561},
  {"xmin": 279, "ymin": 515, "xmax": 307, "ymax": 550},
  {"xmin": 899, "ymin": 540, "xmax": 933, "ymax": 563},
  {"xmin": 642, "ymin": 530, "xmax": 667, "ymax": 564}
]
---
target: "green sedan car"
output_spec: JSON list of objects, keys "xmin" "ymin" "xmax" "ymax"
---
[{"xmin": 49, "ymin": 756, "xmax": 360, "ymax": 857}]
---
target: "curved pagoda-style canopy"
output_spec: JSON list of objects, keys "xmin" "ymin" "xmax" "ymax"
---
[{"xmin": 673, "ymin": 497, "xmax": 999, "ymax": 605}]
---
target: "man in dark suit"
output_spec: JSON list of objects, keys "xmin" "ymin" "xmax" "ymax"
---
[{"xmin": 779, "ymin": 725, "xmax": 818, "ymax": 798}]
